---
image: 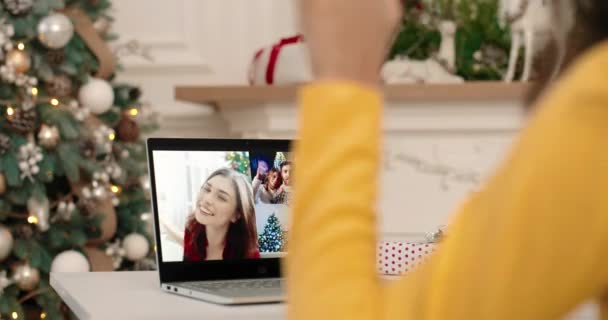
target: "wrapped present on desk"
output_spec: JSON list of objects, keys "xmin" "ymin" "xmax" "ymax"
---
[
  {"xmin": 248, "ymin": 35, "xmax": 312, "ymax": 85},
  {"xmin": 378, "ymin": 241, "xmax": 437, "ymax": 275}
]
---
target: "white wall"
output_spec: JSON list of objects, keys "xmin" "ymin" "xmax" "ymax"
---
[
  {"xmin": 111, "ymin": 0, "xmax": 298, "ymax": 137},
  {"xmin": 109, "ymin": 1, "xmax": 522, "ymax": 240}
]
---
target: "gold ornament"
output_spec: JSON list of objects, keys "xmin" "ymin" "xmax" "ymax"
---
[
  {"xmin": 0, "ymin": 173, "xmax": 6, "ymax": 195},
  {"xmin": 0, "ymin": 224, "xmax": 13, "ymax": 261},
  {"xmin": 6, "ymin": 49, "xmax": 31, "ymax": 74},
  {"xmin": 13, "ymin": 263, "xmax": 40, "ymax": 291},
  {"xmin": 37, "ymin": 124, "xmax": 60, "ymax": 149}
]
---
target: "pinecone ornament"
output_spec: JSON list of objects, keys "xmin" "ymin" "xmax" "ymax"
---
[
  {"xmin": 0, "ymin": 133, "xmax": 11, "ymax": 154},
  {"xmin": 3, "ymin": 0, "xmax": 33, "ymax": 15},
  {"xmin": 46, "ymin": 75, "xmax": 73, "ymax": 97},
  {"xmin": 6, "ymin": 107, "xmax": 37, "ymax": 134},
  {"xmin": 46, "ymin": 50, "xmax": 65, "ymax": 65}
]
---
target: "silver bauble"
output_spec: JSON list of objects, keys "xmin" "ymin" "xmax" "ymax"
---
[
  {"xmin": 37, "ymin": 13, "xmax": 74, "ymax": 49},
  {"xmin": 37, "ymin": 124, "xmax": 60, "ymax": 149},
  {"xmin": 13, "ymin": 263, "xmax": 40, "ymax": 291}
]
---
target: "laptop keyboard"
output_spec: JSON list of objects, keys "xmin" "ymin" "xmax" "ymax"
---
[{"xmin": 176, "ymin": 279, "xmax": 284, "ymax": 295}]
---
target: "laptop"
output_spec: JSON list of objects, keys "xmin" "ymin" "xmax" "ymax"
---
[{"xmin": 146, "ymin": 138, "xmax": 292, "ymax": 304}]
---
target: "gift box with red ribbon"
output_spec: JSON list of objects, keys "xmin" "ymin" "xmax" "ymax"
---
[
  {"xmin": 248, "ymin": 35, "xmax": 312, "ymax": 85},
  {"xmin": 378, "ymin": 241, "xmax": 436, "ymax": 275}
]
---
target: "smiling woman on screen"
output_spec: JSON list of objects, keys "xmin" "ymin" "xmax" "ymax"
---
[{"xmin": 183, "ymin": 168, "xmax": 260, "ymax": 261}]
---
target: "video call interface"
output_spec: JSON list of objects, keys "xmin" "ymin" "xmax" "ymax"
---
[{"xmin": 152, "ymin": 150, "xmax": 292, "ymax": 262}]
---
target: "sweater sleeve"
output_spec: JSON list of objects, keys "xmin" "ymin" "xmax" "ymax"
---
[
  {"xmin": 288, "ymin": 82, "xmax": 383, "ymax": 320},
  {"xmin": 287, "ymin": 45, "xmax": 608, "ymax": 320}
]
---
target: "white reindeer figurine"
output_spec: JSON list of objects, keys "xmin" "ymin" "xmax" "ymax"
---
[
  {"xmin": 500, "ymin": 0, "xmax": 575, "ymax": 82},
  {"xmin": 381, "ymin": 20, "xmax": 464, "ymax": 84}
]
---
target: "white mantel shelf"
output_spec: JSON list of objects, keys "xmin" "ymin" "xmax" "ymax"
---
[{"xmin": 174, "ymin": 82, "xmax": 531, "ymax": 107}]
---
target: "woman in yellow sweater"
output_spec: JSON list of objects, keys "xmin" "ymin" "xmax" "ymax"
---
[{"xmin": 287, "ymin": 0, "xmax": 608, "ymax": 319}]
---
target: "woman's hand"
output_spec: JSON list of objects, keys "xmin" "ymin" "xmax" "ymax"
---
[{"xmin": 299, "ymin": 0, "xmax": 402, "ymax": 86}]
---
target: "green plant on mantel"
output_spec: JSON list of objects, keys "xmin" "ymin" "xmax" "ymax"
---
[{"xmin": 391, "ymin": 0, "xmax": 523, "ymax": 80}]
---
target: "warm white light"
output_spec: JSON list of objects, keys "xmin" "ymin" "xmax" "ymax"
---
[
  {"xmin": 108, "ymin": 133, "xmax": 116, "ymax": 141},
  {"xmin": 17, "ymin": 43, "xmax": 24, "ymax": 51},
  {"xmin": 27, "ymin": 216, "xmax": 38, "ymax": 224},
  {"xmin": 6, "ymin": 106, "xmax": 14, "ymax": 116},
  {"xmin": 50, "ymin": 98, "xmax": 59, "ymax": 106},
  {"xmin": 129, "ymin": 108, "xmax": 138, "ymax": 116},
  {"xmin": 31, "ymin": 87, "xmax": 38, "ymax": 96},
  {"xmin": 11, "ymin": 311, "xmax": 18, "ymax": 319},
  {"xmin": 40, "ymin": 313, "xmax": 46, "ymax": 319},
  {"xmin": 110, "ymin": 185, "xmax": 120, "ymax": 193}
]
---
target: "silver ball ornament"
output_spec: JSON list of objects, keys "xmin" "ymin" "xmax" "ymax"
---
[
  {"xmin": 37, "ymin": 13, "xmax": 74, "ymax": 49},
  {"xmin": 13, "ymin": 263, "xmax": 40, "ymax": 291},
  {"xmin": 38, "ymin": 124, "xmax": 60, "ymax": 149}
]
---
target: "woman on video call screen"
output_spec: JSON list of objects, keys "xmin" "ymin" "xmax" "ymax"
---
[
  {"xmin": 183, "ymin": 168, "xmax": 260, "ymax": 261},
  {"xmin": 155, "ymin": 150, "xmax": 291, "ymax": 262}
]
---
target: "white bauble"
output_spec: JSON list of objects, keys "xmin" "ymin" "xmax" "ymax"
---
[
  {"xmin": 0, "ymin": 225, "xmax": 13, "ymax": 261},
  {"xmin": 123, "ymin": 233, "xmax": 149, "ymax": 261},
  {"xmin": 78, "ymin": 78, "xmax": 114, "ymax": 114},
  {"xmin": 51, "ymin": 250, "xmax": 90, "ymax": 273},
  {"xmin": 37, "ymin": 13, "xmax": 74, "ymax": 49}
]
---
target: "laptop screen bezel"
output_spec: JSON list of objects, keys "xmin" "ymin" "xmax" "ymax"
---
[{"xmin": 146, "ymin": 138, "xmax": 291, "ymax": 284}]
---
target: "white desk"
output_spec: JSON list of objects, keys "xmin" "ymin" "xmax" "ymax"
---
[
  {"xmin": 51, "ymin": 271, "xmax": 599, "ymax": 320},
  {"xmin": 50, "ymin": 271, "xmax": 284, "ymax": 320}
]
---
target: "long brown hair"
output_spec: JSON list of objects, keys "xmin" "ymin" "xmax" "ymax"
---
[
  {"xmin": 527, "ymin": 0, "xmax": 608, "ymax": 106},
  {"xmin": 185, "ymin": 168, "xmax": 258, "ymax": 260}
]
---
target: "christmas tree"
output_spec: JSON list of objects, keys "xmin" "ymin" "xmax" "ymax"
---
[
  {"xmin": 0, "ymin": 0, "xmax": 157, "ymax": 319},
  {"xmin": 391, "ymin": 0, "xmax": 515, "ymax": 80},
  {"xmin": 258, "ymin": 213, "xmax": 284, "ymax": 253},
  {"xmin": 225, "ymin": 151, "xmax": 250, "ymax": 176}
]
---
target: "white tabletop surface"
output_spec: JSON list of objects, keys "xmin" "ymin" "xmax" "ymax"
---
[
  {"xmin": 50, "ymin": 271, "xmax": 285, "ymax": 320},
  {"xmin": 51, "ymin": 271, "xmax": 599, "ymax": 320}
]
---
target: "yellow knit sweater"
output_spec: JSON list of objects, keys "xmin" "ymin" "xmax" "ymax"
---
[{"xmin": 287, "ymin": 43, "xmax": 608, "ymax": 320}]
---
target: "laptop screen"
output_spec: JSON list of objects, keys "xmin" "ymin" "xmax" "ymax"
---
[{"xmin": 152, "ymin": 149, "xmax": 291, "ymax": 262}]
